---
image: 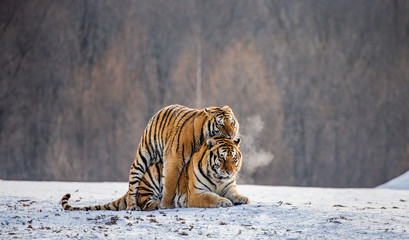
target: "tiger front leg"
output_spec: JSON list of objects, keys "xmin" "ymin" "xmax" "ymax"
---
[
  {"xmin": 188, "ymin": 192, "xmax": 233, "ymax": 208},
  {"xmin": 223, "ymin": 185, "xmax": 250, "ymax": 205},
  {"xmin": 160, "ymin": 163, "xmax": 180, "ymax": 209}
]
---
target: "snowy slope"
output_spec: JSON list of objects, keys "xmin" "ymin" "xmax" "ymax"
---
[
  {"xmin": 0, "ymin": 181, "xmax": 408, "ymax": 239},
  {"xmin": 377, "ymin": 170, "xmax": 409, "ymax": 190}
]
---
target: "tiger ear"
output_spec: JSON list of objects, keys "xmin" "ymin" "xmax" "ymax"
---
[
  {"xmin": 223, "ymin": 105, "xmax": 232, "ymax": 111},
  {"xmin": 206, "ymin": 138, "xmax": 216, "ymax": 149},
  {"xmin": 233, "ymin": 138, "xmax": 241, "ymax": 147},
  {"xmin": 204, "ymin": 108, "xmax": 212, "ymax": 117}
]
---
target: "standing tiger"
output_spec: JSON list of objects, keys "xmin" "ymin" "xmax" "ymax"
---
[
  {"xmin": 60, "ymin": 136, "xmax": 249, "ymax": 211},
  {"xmin": 60, "ymin": 104, "xmax": 240, "ymax": 210}
]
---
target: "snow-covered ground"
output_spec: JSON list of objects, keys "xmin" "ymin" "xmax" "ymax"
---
[
  {"xmin": 0, "ymin": 180, "xmax": 408, "ymax": 239},
  {"xmin": 377, "ymin": 170, "xmax": 409, "ymax": 190}
]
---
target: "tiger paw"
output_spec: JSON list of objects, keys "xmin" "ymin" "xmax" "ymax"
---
[
  {"xmin": 142, "ymin": 201, "xmax": 160, "ymax": 211},
  {"xmin": 126, "ymin": 205, "xmax": 140, "ymax": 211},
  {"xmin": 232, "ymin": 195, "xmax": 249, "ymax": 205},
  {"xmin": 215, "ymin": 198, "xmax": 233, "ymax": 208},
  {"xmin": 160, "ymin": 200, "xmax": 174, "ymax": 209}
]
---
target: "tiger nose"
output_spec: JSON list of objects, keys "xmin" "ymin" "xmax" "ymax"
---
[
  {"xmin": 227, "ymin": 132, "xmax": 234, "ymax": 138},
  {"xmin": 226, "ymin": 170, "xmax": 233, "ymax": 175}
]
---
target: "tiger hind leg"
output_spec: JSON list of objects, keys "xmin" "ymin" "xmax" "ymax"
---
[
  {"xmin": 127, "ymin": 150, "xmax": 156, "ymax": 210},
  {"xmin": 136, "ymin": 162, "xmax": 163, "ymax": 211},
  {"xmin": 138, "ymin": 197, "xmax": 161, "ymax": 211}
]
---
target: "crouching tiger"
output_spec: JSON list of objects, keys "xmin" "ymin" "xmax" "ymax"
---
[
  {"xmin": 60, "ymin": 136, "xmax": 249, "ymax": 211},
  {"xmin": 138, "ymin": 136, "xmax": 249, "ymax": 210}
]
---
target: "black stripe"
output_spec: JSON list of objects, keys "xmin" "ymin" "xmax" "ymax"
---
[
  {"xmin": 211, "ymin": 122, "xmax": 216, "ymax": 136},
  {"xmin": 135, "ymin": 165, "xmax": 145, "ymax": 174},
  {"xmin": 199, "ymin": 128, "xmax": 205, "ymax": 145},
  {"xmin": 132, "ymin": 161, "xmax": 137, "ymax": 170},
  {"xmin": 152, "ymin": 111, "xmax": 161, "ymax": 150},
  {"xmin": 143, "ymin": 123, "xmax": 151, "ymax": 150},
  {"xmin": 207, "ymin": 120, "xmax": 211, "ymax": 137},
  {"xmin": 194, "ymin": 171, "xmax": 212, "ymax": 192},
  {"xmin": 173, "ymin": 194, "xmax": 178, "ymax": 207},
  {"xmin": 168, "ymin": 108, "xmax": 191, "ymax": 148},
  {"xmin": 220, "ymin": 180, "xmax": 235, "ymax": 196},
  {"xmin": 213, "ymin": 136, "xmax": 224, "ymax": 141},
  {"xmin": 194, "ymin": 186, "xmax": 207, "ymax": 192},
  {"xmin": 192, "ymin": 116, "xmax": 196, "ymax": 148},
  {"xmin": 138, "ymin": 150, "xmax": 149, "ymax": 170},
  {"xmin": 158, "ymin": 105, "xmax": 178, "ymax": 144},
  {"xmin": 198, "ymin": 154, "xmax": 217, "ymax": 189},
  {"xmin": 159, "ymin": 106, "xmax": 175, "ymax": 129},
  {"xmin": 182, "ymin": 144, "xmax": 185, "ymax": 164},
  {"xmin": 147, "ymin": 167, "xmax": 160, "ymax": 191},
  {"xmin": 138, "ymin": 185, "xmax": 154, "ymax": 194},
  {"xmin": 113, "ymin": 201, "xmax": 119, "ymax": 211},
  {"xmin": 129, "ymin": 177, "xmax": 141, "ymax": 185},
  {"xmin": 131, "ymin": 173, "xmax": 143, "ymax": 181},
  {"xmin": 209, "ymin": 151, "xmax": 215, "ymax": 166},
  {"xmin": 176, "ymin": 111, "xmax": 196, "ymax": 152},
  {"xmin": 141, "ymin": 201, "xmax": 149, "ymax": 210},
  {"xmin": 144, "ymin": 121, "xmax": 155, "ymax": 160},
  {"xmin": 141, "ymin": 177, "xmax": 152, "ymax": 187},
  {"xmin": 158, "ymin": 153, "xmax": 163, "ymax": 163},
  {"xmin": 142, "ymin": 138, "xmax": 153, "ymax": 162},
  {"xmin": 165, "ymin": 106, "xmax": 186, "ymax": 142},
  {"xmin": 175, "ymin": 193, "xmax": 182, "ymax": 206},
  {"xmin": 175, "ymin": 108, "xmax": 194, "ymax": 125},
  {"xmin": 156, "ymin": 108, "xmax": 169, "ymax": 152},
  {"xmin": 132, "ymin": 161, "xmax": 145, "ymax": 173},
  {"xmin": 166, "ymin": 106, "xmax": 183, "ymax": 123},
  {"xmin": 138, "ymin": 192, "xmax": 155, "ymax": 197}
]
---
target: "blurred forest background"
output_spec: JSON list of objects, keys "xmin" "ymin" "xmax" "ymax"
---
[{"xmin": 1, "ymin": 0, "xmax": 409, "ymax": 187}]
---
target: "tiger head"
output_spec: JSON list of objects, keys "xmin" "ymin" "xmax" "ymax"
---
[
  {"xmin": 204, "ymin": 136, "xmax": 242, "ymax": 182},
  {"xmin": 204, "ymin": 106, "xmax": 239, "ymax": 140}
]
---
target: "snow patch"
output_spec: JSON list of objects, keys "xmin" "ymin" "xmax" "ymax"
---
[
  {"xmin": 377, "ymin": 170, "xmax": 409, "ymax": 190},
  {"xmin": 0, "ymin": 181, "xmax": 408, "ymax": 239}
]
